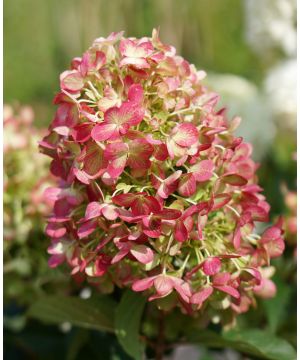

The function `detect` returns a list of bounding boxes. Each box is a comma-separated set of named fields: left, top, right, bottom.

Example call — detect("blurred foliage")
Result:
left=4, top=0, right=296, bottom=359
left=3, top=105, right=76, bottom=356
left=258, top=132, right=296, bottom=216
left=4, top=322, right=132, bottom=360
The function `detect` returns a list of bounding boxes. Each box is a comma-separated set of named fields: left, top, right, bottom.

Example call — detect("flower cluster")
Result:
left=4, top=105, right=53, bottom=243
left=40, top=30, right=285, bottom=320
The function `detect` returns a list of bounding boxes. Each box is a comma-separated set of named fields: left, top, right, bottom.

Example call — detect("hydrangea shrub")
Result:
left=4, top=105, right=57, bottom=304
left=4, top=105, right=53, bottom=242
left=40, top=30, right=285, bottom=322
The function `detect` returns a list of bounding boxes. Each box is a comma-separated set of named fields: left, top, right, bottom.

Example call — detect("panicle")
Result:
left=40, top=29, right=285, bottom=322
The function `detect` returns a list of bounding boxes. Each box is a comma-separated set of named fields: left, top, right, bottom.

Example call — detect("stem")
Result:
left=225, top=204, right=240, bottom=218
left=87, top=81, right=101, bottom=99
left=168, top=105, right=203, bottom=118
left=155, top=311, right=165, bottom=360
left=165, top=235, right=174, bottom=254
left=159, top=128, right=169, bottom=137
left=171, top=193, right=196, bottom=205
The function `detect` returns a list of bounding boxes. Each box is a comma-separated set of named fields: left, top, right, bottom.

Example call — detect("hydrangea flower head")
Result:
left=40, top=30, right=285, bottom=322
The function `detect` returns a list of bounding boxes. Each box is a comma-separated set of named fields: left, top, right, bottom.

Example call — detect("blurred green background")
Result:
left=4, top=0, right=296, bottom=359
left=4, top=0, right=267, bottom=123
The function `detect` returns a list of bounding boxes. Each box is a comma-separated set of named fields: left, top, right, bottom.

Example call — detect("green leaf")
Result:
left=115, top=290, right=146, bottom=360
left=223, top=329, right=296, bottom=360
left=28, top=295, right=116, bottom=332
left=187, top=329, right=296, bottom=360
left=263, top=278, right=292, bottom=333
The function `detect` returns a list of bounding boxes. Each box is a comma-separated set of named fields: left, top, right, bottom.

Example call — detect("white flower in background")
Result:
left=79, top=287, right=92, bottom=299
left=264, top=59, right=297, bottom=130
left=244, top=0, right=296, bottom=56
left=204, top=74, right=274, bottom=160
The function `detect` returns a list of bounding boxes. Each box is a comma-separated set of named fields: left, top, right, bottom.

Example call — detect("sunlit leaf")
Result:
left=187, top=328, right=296, bottom=360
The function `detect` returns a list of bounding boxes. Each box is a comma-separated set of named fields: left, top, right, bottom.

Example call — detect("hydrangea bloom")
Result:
left=40, top=30, right=285, bottom=320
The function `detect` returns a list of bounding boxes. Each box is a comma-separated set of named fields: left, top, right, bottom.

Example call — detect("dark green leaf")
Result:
left=187, top=328, right=296, bottom=360
left=66, top=329, right=89, bottom=360
left=28, top=295, right=116, bottom=332
left=115, top=290, right=146, bottom=360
